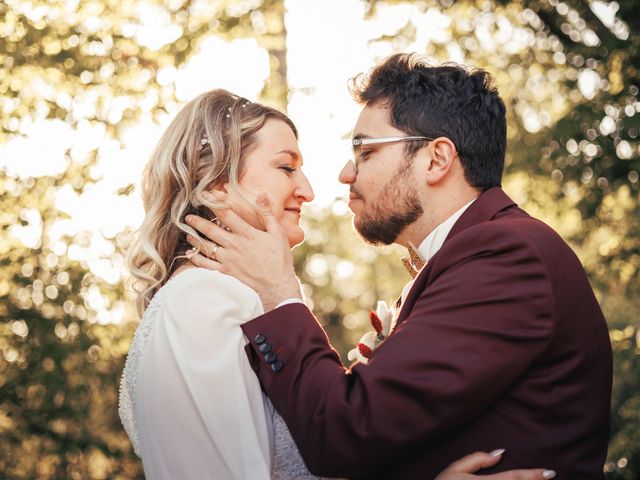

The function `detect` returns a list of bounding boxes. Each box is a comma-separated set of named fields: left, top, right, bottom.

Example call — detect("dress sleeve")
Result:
left=152, top=268, right=270, bottom=479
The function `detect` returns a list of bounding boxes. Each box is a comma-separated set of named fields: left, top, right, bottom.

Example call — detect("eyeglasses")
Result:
left=350, top=135, right=434, bottom=171
left=351, top=135, right=434, bottom=148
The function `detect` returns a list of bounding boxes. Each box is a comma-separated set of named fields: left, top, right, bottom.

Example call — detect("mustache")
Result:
left=349, top=187, right=363, bottom=199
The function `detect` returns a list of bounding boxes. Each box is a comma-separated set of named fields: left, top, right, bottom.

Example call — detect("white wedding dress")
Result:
left=119, top=268, right=326, bottom=479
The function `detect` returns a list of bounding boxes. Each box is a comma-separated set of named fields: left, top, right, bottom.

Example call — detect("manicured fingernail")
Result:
left=489, top=448, right=505, bottom=457
left=542, top=470, right=556, bottom=479
left=185, top=215, right=193, bottom=223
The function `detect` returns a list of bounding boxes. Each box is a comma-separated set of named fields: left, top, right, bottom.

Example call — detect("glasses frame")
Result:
left=351, top=135, right=434, bottom=148
left=350, top=135, right=434, bottom=172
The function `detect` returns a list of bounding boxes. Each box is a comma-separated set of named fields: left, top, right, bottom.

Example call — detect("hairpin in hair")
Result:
left=199, top=135, right=209, bottom=148
left=223, top=99, right=250, bottom=123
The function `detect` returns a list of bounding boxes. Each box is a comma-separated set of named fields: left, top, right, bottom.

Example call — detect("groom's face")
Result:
left=339, top=104, right=423, bottom=245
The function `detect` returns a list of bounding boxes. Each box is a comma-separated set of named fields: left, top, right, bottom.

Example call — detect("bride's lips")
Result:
left=284, top=207, right=301, bottom=216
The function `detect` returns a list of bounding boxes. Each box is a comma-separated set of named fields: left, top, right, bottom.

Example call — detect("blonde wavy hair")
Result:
left=127, top=89, right=297, bottom=317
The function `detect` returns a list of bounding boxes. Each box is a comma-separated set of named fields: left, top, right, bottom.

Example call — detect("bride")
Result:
left=118, top=88, right=551, bottom=480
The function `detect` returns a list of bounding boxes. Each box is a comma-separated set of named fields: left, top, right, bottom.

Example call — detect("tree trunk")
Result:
left=257, top=0, right=289, bottom=112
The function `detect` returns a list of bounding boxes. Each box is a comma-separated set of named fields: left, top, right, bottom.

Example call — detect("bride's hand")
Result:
left=435, top=450, right=556, bottom=480
left=186, top=192, right=302, bottom=311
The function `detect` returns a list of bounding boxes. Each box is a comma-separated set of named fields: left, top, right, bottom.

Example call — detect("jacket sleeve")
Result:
left=240, top=224, right=555, bottom=478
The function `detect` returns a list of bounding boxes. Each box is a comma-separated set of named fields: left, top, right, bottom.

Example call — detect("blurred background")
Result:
left=0, top=0, right=638, bottom=478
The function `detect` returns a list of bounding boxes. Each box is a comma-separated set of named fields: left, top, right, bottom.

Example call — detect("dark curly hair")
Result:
left=349, top=53, right=506, bottom=190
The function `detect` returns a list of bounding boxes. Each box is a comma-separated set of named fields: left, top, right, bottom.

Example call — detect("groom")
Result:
left=187, top=54, right=612, bottom=478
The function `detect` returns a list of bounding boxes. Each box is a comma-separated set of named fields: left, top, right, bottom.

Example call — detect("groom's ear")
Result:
left=424, top=137, right=457, bottom=186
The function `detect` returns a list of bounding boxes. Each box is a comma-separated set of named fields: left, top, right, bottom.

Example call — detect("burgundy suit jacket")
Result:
left=241, top=187, right=612, bottom=479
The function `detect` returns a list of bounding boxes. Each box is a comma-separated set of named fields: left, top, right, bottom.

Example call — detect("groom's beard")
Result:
left=353, top=161, right=423, bottom=246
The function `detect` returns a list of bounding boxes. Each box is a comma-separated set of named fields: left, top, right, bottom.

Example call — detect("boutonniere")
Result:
left=347, top=301, right=397, bottom=365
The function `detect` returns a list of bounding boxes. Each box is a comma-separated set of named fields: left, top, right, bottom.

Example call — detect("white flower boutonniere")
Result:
left=347, top=301, right=397, bottom=365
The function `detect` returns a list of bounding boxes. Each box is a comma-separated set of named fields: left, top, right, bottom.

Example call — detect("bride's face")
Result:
left=234, top=118, right=314, bottom=248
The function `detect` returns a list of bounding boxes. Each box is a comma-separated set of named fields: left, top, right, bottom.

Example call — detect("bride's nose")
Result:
left=295, top=172, right=315, bottom=202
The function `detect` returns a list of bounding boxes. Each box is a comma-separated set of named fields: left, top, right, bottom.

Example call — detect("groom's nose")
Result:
left=339, top=160, right=356, bottom=185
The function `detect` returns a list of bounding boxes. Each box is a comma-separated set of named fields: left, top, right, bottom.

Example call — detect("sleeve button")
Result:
left=258, top=343, right=272, bottom=354
left=254, top=334, right=266, bottom=345
left=264, top=352, right=276, bottom=364
left=271, top=360, right=284, bottom=373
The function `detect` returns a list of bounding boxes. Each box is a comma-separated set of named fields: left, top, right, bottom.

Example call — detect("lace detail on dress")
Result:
left=118, top=280, right=173, bottom=457
left=272, top=411, right=339, bottom=480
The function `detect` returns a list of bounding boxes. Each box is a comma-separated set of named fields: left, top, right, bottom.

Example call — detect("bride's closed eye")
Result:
left=279, top=165, right=296, bottom=174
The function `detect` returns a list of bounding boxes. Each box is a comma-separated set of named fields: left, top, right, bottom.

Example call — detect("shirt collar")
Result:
left=416, top=198, right=477, bottom=264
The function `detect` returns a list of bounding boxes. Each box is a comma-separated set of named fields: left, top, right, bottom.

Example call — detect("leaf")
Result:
left=369, top=309, right=383, bottom=335
left=115, top=183, right=135, bottom=196
left=357, top=342, right=373, bottom=359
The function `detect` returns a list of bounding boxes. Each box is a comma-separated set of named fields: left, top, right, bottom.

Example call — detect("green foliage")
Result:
left=0, top=0, right=288, bottom=141
left=607, top=323, right=640, bottom=479
left=0, top=167, right=142, bottom=478
left=600, top=289, right=640, bottom=479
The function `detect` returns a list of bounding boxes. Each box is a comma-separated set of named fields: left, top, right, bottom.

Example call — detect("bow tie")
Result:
left=401, top=242, right=426, bottom=279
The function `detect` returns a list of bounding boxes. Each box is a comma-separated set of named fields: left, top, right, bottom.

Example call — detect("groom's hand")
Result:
left=435, top=450, right=556, bottom=480
left=185, top=193, right=302, bottom=312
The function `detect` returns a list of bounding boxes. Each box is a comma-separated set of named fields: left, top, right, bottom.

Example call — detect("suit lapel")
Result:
left=393, top=187, right=518, bottom=328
